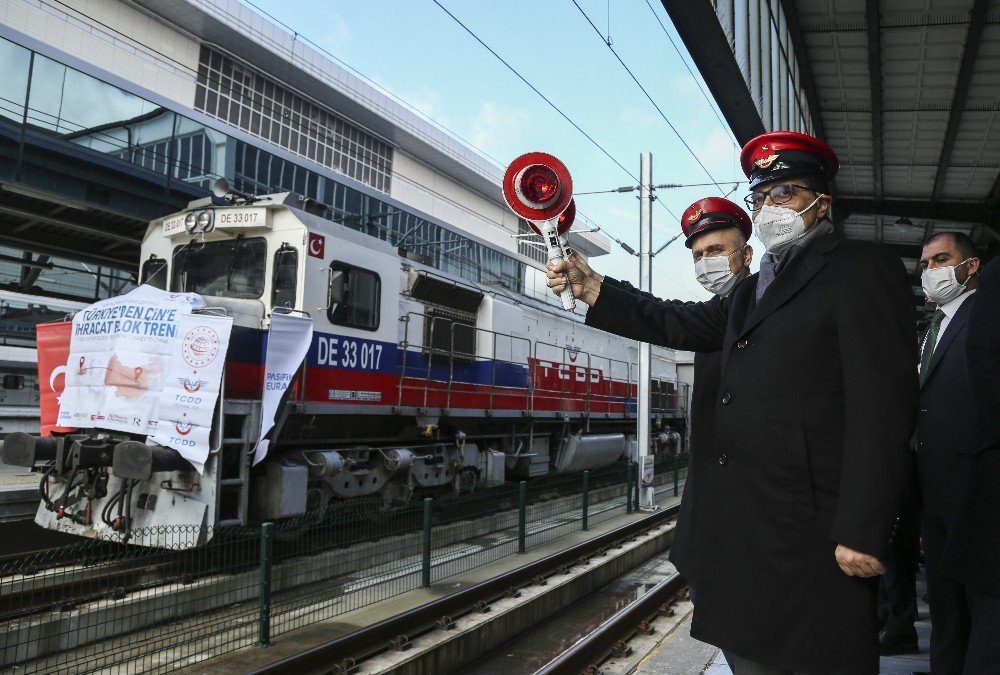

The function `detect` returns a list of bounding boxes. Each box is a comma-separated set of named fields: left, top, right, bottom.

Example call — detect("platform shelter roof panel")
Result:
left=663, top=0, right=1000, bottom=325
left=882, top=165, right=938, bottom=199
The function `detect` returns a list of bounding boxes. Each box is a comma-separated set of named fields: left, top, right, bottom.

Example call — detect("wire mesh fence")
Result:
left=0, top=458, right=687, bottom=673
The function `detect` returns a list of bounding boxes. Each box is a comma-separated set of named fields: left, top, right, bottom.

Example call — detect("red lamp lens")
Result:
left=519, top=165, right=561, bottom=205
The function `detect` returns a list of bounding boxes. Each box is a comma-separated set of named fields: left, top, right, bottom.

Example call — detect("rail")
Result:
left=0, top=462, right=688, bottom=673
left=246, top=500, right=681, bottom=675
left=534, top=572, right=688, bottom=674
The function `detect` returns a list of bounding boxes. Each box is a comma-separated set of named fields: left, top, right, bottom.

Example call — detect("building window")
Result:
left=517, top=219, right=547, bottom=264
left=328, top=262, right=380, bottom=331
left=195, top=46, right=393, bottom=193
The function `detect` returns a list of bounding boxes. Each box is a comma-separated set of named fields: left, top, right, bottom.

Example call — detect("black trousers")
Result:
left=963, top=588, right=1000, bottom=675
left=922, top=511, right=971, bottom=674
left=879, top=479, right=920, bottom=640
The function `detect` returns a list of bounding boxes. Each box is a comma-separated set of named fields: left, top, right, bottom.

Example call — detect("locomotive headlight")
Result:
left=196, top=209, right=215, bottom=233
left=184, top=212, right=197, bottom=233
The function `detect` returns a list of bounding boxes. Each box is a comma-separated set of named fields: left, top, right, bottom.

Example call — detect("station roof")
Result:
left=664, top=0, right=1000, bottom=317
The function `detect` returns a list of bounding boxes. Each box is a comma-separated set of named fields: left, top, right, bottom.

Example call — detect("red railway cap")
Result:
left=740, top=131, right=839, bottom=190
left=681, top=197, right=752, bottom=248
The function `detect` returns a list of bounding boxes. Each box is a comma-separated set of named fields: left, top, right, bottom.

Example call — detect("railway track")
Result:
left=246, top=501, right=683, bottom=675
left=0, top=462, right=668, bottom=621
left=2, top=470, right=686, bottom=673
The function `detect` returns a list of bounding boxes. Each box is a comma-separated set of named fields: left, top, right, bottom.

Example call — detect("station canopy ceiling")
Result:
left=664, top=0, right=1000, bottom=314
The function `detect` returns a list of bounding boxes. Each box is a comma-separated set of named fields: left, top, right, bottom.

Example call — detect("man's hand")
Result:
left=546, top=253, right=603, bottom=306
left=835, top=544, right=886, bottom=578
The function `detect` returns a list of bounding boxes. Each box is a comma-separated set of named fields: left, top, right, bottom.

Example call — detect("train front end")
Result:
left=1, top=193, right=311, bottom=547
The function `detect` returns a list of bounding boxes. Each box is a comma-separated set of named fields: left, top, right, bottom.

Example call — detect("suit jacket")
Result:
left=602, top=278, right=725, bottom=587
left=916, top=296, right=976, bottom=517
left=945, top=258, right=1000, bottom=595
left=586, top=232, right=918, bottom=673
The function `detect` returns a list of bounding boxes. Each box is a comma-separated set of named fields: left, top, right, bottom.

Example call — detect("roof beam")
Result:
left=660, top=0, right=766, bottom=146
left=866, top=0, right=883, bottom=204
left=930, top=0, right=991, bottom=204
left=0, top=232, right=135, bottom=269
left=778, top=0, right=826, bottom=140
left=988, top=169, right=1000, bottom=211
left=838, top=197, right=987, bottom=224
left=0, top=204, right=141, bottom=245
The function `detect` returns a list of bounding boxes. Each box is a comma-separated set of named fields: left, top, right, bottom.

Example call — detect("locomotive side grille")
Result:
left=410, top=272, right=483, bottom=314
left=424, top=307, right=477, bottom=361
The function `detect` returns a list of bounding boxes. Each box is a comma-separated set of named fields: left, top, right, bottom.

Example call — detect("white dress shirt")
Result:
left=923, top=289, right=976, bottom=358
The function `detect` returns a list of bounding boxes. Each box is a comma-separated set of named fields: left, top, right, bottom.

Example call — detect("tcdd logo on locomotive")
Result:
left=182, top=326, right=221, bottom=368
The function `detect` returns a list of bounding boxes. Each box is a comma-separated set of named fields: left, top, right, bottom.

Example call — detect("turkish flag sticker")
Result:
left=308, top=233, right=325, bottom=259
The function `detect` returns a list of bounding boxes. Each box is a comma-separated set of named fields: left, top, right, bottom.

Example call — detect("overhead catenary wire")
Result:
left=43, top=0, right=680, bottom=277
left=43, top=0, right=636, bottom=257
left=430, top=0, right=685, bottom=246
left=641, top=0, right=737, bottom=148
left=568, top=0, right=727, bottom=196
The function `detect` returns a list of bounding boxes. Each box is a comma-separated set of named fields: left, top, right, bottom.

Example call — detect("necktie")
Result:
left=919, top=309, right=946, bottom=383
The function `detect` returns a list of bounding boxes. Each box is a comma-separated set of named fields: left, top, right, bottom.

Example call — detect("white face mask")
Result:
left=752, top=195, right=822, bottom=254
left=921, top=259, right=971, bottom=305
left=694, top=248, right=744, bottom=296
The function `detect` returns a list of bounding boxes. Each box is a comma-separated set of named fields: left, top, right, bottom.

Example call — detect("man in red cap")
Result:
left=575, top=199, right=751, bottom=604
left=547, top=131, right=917, bottom=674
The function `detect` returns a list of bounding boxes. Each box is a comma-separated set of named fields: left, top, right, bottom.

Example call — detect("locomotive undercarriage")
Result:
left=1, top=400, right=684, bottom=547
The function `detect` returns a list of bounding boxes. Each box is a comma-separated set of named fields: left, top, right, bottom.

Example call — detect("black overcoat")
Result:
left=946, top=258, right=1000, bottom=596
left=601, top=277, right=724, bottom=587
left=586, top=233, right=917, bottom=672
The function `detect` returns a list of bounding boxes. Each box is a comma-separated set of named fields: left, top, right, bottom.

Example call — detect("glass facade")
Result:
left=195, top=46, right=393, bottom=193
left=0, top=34, right=555, bottom=326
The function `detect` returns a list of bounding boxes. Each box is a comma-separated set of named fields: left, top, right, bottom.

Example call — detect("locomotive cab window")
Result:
left=140, top=254, right=168, bottom=289
left=271, top=244, right=298, bottom=308
left=327, top=262, right=380, bottom=331
left=171, top=236, right=266, bottom=298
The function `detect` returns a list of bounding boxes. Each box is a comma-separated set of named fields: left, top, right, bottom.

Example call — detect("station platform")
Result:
left=0, top=461, right=40, bottom=520
left=635, top=579, right=933, bottom=675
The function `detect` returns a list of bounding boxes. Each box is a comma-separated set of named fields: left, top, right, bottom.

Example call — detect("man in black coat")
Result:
left=595, top=197, right=752, bottom=595
left=592, top=197, right=751, bottom=673
left=945, top=256, right=1000, bottom=672
left=547, top=131, right=917, bottom=674
left=914, top=231, right=981, bottom=672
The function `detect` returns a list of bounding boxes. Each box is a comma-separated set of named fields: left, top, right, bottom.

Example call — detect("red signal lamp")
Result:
left=502, top=152, right=577, bottom=311
left=502, top=152, right=574, bottom=222
left=557, top=199, right=576, bottom=236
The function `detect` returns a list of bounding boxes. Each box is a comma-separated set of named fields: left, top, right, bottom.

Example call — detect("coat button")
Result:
left=717, top=453, right=729, bottom=466
left=721, top=392, right=732, bottom=404
left=736, top=339, right=748, bottom=349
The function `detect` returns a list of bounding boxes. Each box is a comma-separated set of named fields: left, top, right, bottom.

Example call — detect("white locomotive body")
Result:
left=3, top=193, right=687, bottom=547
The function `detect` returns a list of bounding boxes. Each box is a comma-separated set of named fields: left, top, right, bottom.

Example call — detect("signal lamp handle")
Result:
left=539, top=218, right=576, bottom=311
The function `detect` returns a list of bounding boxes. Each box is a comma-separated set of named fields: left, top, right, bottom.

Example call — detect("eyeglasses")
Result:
left=743, top=184, right=817, bottom=210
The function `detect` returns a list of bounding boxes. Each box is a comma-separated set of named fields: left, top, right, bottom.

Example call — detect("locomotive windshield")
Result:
left=171, top=236, right=266, bottom=298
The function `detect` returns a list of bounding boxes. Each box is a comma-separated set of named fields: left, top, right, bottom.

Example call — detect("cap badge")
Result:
left=687, top=209, right=703, bottom=222
left=755, top=153, right=779, bottom=169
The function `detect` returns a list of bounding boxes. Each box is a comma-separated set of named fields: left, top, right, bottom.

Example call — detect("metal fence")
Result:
left=0, top=457, right=688, bottom=673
